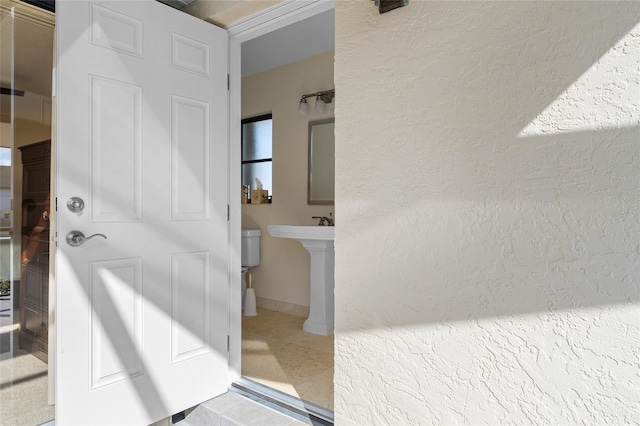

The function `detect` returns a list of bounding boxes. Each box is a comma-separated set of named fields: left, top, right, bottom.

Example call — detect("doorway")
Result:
left=229, top=1, right=336, bottom=417
left=0, top=1, right=54, bottom=424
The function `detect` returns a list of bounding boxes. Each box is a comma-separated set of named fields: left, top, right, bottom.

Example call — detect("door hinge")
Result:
left=55, top=197, right=58, bottom=211
left=227, top=335, right=230, bottom=352
left=227, top=73, right=230, bottom=90
left=227, top=204, right=230, bottom=221
left=171, top=411, right=186, bottom=424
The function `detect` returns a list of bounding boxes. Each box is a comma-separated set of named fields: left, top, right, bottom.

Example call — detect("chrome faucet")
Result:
left=312, top=213, right=334, bottom=226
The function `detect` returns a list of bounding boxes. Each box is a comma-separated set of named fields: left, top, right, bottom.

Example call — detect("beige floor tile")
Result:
left=242, top=309, right=305, bottom=340
left=242, top=340, right=332, bottom=386
left=282, top=331, right=334, bottom=354
left=295, top=368, right=334, bottom=410
left=242, top=348, right=290, bottom=385
left=266, top=341, right=333, bottom=385
left=241, top=308, right=335, bottom=410
left=241, top=331, right=279, bottom=354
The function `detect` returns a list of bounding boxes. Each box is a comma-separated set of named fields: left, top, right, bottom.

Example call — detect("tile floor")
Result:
left=0, top=305, right=53, bottom=426
left=2, top=305, right=334, bottom=426
left=242, top=308, right=334, bottom=410
left=173, top=392, right=309, bottom=426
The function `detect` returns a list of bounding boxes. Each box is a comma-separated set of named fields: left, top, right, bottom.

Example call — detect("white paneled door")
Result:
left=55, top=1, right=229, bottom=424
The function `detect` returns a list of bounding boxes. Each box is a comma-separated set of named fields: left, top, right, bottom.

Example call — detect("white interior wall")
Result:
left=334, top=1, right=640, bottom=423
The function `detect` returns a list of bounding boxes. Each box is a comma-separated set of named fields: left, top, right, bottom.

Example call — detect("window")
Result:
left=241, top=114, right=272, bottom=197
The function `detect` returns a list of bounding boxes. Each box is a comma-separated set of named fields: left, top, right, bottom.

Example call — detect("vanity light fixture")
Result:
left=373, top=0, right=409, bottom=14
left=297, top=89, right=335, bottom=116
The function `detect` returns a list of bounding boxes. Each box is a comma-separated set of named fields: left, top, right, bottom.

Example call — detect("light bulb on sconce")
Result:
left=314, top=93, right=325, bottom=113
left=296, top=89, right=335, bottom=116
left=297, top=96, right=309, bottom=115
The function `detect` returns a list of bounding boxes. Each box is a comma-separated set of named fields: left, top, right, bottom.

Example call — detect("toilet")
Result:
left=241, top=229, right=261, bottom=312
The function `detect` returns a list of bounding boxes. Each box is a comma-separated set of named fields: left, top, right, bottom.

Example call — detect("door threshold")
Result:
left=230, top=377, right=333, bottom=426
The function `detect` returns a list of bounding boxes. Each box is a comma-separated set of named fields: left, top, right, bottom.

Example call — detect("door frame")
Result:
left=226, top=0, right=335, bottom=381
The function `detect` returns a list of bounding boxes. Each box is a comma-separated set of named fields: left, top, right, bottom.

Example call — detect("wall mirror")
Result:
left=308, top=119, right=335, bottom=205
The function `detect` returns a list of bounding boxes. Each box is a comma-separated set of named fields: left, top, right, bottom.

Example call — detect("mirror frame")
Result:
left=307, top=118, right=335, bottom=205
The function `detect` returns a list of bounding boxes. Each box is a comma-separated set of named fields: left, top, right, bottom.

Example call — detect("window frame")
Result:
left=241, top=113, right=273, bottom=195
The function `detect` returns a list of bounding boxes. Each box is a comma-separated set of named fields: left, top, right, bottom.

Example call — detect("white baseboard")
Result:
left=256, top=297, right=309, bottom=318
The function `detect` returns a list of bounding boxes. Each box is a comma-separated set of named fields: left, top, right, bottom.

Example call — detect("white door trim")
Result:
left=227, top=0, right=334, bottom=40
left=227, top=0, right=334, bottom=381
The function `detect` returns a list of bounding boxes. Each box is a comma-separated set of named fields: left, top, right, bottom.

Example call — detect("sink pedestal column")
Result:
left=266, top=225, right=335, bottom=336
left=299, top=239, right=334, bottom=336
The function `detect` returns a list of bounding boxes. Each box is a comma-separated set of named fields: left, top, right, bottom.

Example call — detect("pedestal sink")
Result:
left=267, top=225, right=334, bottom=336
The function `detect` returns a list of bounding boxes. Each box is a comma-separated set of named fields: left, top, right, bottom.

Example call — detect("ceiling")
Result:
left=241, top=8, right=335, bottom=77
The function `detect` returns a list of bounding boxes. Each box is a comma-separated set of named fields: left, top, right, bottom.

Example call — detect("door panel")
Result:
left=171, top=95, right=210, bottom=220
left=89, top=75, right=143, bottom=222
left=89, top=257, right=143, bottom=390
left=170, top=251, right=210, bottom=363
left=56, top=1, right=229, bottom=424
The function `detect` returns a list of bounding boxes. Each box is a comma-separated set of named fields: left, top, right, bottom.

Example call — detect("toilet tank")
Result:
left=241, top=229, right=261, bottom=267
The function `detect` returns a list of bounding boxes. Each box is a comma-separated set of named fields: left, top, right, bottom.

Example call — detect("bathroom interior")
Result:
left=239, top=9, right=336, bottom=413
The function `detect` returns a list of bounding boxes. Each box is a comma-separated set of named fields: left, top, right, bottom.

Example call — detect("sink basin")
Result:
left=267, top=225, right=335, bottom=335
left=266, top=225, right=334, bottom=241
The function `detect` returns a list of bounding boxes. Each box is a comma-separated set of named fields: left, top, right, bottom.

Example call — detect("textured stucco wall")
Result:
left=334, top=1, right=640, bottom=424
left=242, top=51, right=334, bottom=308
